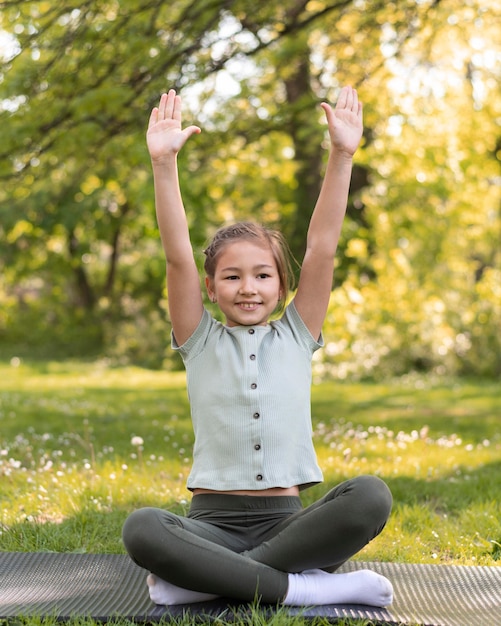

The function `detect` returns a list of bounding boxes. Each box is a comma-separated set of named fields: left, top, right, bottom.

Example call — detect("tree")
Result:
left=0, top=0, right=499, bottom=376
left=319, top=0, right=501, bottom=378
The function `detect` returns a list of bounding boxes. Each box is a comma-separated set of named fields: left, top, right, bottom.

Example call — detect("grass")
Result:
left=0, top=613, right=374, bottom=626
left=1, top=360, right=500, bottom=624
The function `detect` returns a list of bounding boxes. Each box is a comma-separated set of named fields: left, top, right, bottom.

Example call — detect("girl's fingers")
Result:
left=320, top=101, right=334, bottom=125
left=151, top=89, right=181, bottom=127
left=148, top=106, right=159, bottom=129
left=165, top=89, right=176, bottom=120
left=157, top=92, right=168, bottom=120
left=350, top=88, right=358, bottom=112
left=336, top=85, right=349, bottom=110
left=172, top=93, right=182, bottom=122
left=335, top=86, right=360, bottom=113
left=155, top=89, right=182, bottom=122
left=183, top=125, right=201, bottom=140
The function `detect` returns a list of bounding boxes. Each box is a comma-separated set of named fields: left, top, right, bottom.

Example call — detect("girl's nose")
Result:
left=239, top=278, right=257, bottom=294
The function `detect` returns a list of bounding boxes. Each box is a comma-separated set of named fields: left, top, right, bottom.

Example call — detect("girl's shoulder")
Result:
left=271, top=300, right=324, bottom=352
left=171, top=308, right=215, bottom=355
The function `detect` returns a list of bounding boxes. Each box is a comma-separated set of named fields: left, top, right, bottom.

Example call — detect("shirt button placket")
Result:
left=248, top=327, right=263, bottom=484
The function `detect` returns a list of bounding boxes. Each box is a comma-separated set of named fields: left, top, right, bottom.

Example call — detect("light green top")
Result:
left=173, top=301, right=324, bottom=491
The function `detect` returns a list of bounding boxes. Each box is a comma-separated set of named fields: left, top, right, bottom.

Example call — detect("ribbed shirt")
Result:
left=172, top=301, right=324, bottom=492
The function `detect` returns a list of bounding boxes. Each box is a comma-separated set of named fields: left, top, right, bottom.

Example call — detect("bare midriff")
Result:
left=192, top=486, right=300, bottom=497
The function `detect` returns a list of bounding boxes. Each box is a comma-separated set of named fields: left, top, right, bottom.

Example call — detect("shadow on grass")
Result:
left=383, top=459, right=501, bottom=513
left=311, top=380, right=501, bottom=442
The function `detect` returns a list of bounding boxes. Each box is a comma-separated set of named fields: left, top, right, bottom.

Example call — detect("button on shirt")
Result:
left=172, top=301, right=324, bottom=491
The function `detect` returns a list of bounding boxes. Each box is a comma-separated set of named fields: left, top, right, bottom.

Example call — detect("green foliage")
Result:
left=0, top=1, right=499, bottom=376
left=318, top=264, right=501, bottom=380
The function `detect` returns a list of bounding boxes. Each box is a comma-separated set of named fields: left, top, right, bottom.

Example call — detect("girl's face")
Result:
left=206, top=240, right=282, bottom=327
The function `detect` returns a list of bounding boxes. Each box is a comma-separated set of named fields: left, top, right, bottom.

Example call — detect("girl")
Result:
left=122, top=87, right=393, bottom=608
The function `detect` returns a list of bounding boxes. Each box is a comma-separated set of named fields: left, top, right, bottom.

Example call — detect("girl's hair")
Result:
left=203, top=222, right=295, bottom=310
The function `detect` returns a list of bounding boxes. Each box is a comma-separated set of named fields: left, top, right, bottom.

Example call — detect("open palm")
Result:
left=147, top=89, right=200, bottom=160
left=321, top=86, right=363, bottom=157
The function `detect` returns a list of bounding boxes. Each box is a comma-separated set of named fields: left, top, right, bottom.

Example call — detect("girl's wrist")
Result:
left=150, top=153, right=178, bottom=169
left=328, top=149, right=355, bottom=168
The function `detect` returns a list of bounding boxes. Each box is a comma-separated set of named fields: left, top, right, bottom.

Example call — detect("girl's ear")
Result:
left=205, top=276, right=216, bottom=303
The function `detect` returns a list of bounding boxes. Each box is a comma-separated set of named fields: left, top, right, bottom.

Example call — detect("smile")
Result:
left=237, top=302, right=261, bottom=309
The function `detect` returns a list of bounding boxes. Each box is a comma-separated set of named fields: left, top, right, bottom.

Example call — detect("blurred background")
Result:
left=0, top=0, right=499, bottom=378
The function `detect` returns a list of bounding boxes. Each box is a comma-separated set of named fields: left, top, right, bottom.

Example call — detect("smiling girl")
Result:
left=122, top=87, right=393, bottom=608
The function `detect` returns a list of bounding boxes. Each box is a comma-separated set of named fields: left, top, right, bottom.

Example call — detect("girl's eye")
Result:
left=258, top=273, right=270, bottom=279
left=225, top=275, right=239, bottom=280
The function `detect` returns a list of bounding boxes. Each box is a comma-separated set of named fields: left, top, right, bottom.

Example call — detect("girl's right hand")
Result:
left=147, top=89, right=201, bottom=161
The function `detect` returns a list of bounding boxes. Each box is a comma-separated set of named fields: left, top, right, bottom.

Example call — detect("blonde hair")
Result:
left=203, top=222, right=294, bottom=310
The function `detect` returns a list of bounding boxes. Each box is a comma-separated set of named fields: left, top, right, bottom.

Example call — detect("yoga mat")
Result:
left=1, top=552, right=500, bottom=625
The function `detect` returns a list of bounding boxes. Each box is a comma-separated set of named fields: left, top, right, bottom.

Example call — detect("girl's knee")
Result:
left=328, top=475, right=392, bottom=523
left=122, top=507, right=186, bottom=574
left=354, top=475, right=392, bottom=525
left=122, top=507, right=167, bottom=554
left=359, top=473, right=391, bottom=501
left=123, top=508, right=149, bottom=550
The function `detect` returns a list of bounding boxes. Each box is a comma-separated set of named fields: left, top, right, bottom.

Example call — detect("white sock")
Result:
left=283, top=568, right=393, bottom=607
left=147, top=573, right=220, bottom=605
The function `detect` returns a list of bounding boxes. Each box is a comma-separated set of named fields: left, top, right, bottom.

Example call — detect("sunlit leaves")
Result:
left=0, top=0, right=499, bottom=374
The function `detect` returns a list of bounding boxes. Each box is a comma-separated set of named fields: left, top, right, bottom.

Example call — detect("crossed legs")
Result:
left=122, top=475, right=393, bottom=606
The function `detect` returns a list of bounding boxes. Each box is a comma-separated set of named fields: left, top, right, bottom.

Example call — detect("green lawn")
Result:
left=1, top=360, right=500, bottom=624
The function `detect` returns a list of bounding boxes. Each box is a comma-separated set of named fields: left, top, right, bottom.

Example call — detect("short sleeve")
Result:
left=275, top=300, right=324, bottom=353
left=171, top=308, right=216, bottom=361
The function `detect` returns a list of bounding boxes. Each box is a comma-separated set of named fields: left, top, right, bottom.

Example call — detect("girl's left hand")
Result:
left=321, top=86, right=363, bottom=157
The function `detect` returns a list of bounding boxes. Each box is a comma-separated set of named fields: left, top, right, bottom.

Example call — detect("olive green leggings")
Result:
left=122, top=475, right=392, bottom=604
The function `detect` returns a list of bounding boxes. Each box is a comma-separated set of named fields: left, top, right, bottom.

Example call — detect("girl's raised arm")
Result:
left=293, top=86, right=363, bottom=341
left=148, top=90, right=204, bottom=346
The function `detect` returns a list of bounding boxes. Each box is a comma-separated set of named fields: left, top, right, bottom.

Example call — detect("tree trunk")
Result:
left=283, top=40, right=324, bottom=267
left=68, top=229, right=96, bottom=311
